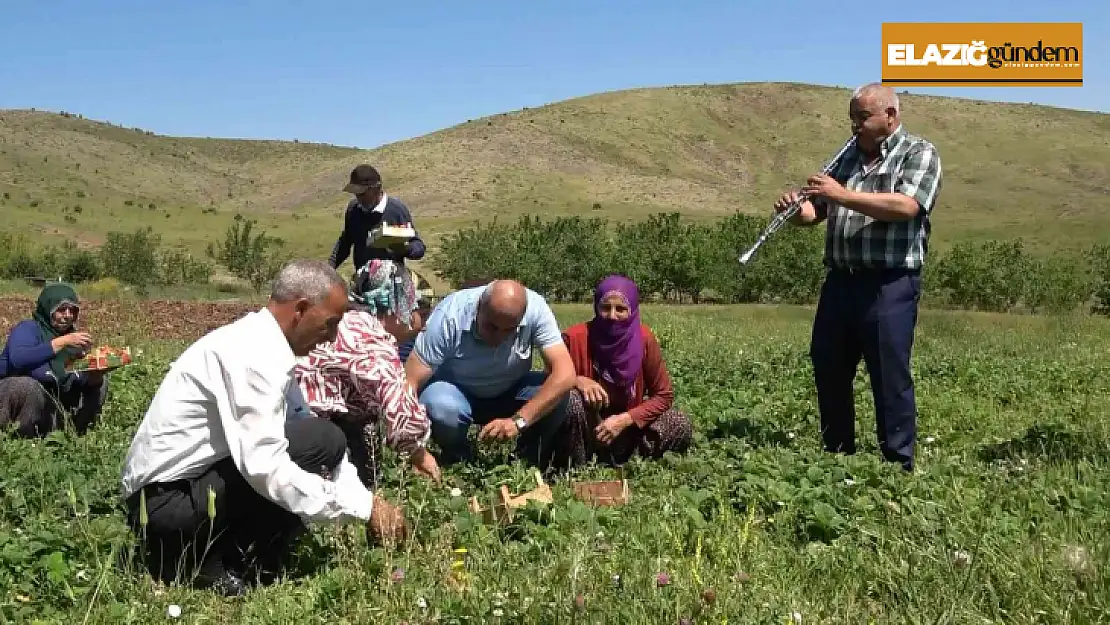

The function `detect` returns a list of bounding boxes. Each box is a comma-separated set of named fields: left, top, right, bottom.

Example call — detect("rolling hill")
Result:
left=2, top=82, right=1108, bottom=276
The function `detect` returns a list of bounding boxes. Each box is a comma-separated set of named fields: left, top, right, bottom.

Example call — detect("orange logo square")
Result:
left=881, top=22, right=1083, bottom=87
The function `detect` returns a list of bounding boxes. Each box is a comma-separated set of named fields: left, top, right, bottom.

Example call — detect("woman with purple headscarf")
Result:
left=554, top=275, right=692, bottom=467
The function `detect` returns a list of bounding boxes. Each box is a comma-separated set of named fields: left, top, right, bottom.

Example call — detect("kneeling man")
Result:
left=405, top=280, right=575, bottom=470
left=120, top=260, right=406, bottom=597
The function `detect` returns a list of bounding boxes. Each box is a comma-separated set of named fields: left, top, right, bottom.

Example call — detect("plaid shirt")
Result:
left=294, top=311, right=430, bottom=456
left=815, top=125, right=942, bottom=270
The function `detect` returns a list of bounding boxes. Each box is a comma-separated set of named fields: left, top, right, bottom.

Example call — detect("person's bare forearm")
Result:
left=837, top=190, right=919, bottom=221
left=403, top=355, right=433, bottom=397
left=517, top=367, right=575, bottom=424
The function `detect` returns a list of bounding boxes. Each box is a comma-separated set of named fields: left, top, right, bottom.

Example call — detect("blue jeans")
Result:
left=418, top=370, right=570, bottom=470
left=810, top=267, right=921, bottom=471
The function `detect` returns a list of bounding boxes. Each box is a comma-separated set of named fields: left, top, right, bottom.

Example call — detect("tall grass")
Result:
left=0, top=304, right=1106, bottom=623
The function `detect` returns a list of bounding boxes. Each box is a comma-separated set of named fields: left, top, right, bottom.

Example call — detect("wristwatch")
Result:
left=512, top=414, right=528, bottom=431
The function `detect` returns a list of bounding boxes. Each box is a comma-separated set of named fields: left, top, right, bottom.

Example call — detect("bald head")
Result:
left=483, top=280, right=527, bottom=317
left=851, top=83, right=900, bottom=114
left=849, top=82, right=902, bottom=155
left=475, top=280, right=528, bottom=345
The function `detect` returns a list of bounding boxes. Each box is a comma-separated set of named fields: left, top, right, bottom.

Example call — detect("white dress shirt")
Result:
left=120, top=307, right=373, bottom=524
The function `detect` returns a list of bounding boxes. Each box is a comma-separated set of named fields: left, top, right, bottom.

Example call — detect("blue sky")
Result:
left=1, top=0, right=1103, bottom=149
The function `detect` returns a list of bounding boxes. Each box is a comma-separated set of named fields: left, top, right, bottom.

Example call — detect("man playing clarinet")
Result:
left=774, top=82, right=942, bottom=472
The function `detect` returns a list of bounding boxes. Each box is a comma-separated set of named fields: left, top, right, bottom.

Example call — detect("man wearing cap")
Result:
left=328, top=165, right=426, bottom=272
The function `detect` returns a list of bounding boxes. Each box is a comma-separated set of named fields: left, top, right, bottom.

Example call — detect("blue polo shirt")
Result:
left=413, top=285, right=563, bottom=398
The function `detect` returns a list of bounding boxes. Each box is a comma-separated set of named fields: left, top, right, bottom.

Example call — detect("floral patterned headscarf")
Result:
left=349, top=259, right=419, bottom=327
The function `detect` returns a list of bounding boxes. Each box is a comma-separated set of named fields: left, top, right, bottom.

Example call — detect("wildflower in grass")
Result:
left=167, top=605, right=182, bottom=618
left=451, top=547, right=468, bottom=571
left=449, top=547, right=470, bottom=588
left=1062, top=544, right=1095, bottom=581
left=391, top=567, right=405, bottom=583
left=611, top=574, right=621, bottom=588
left=417, top=597, right=428, bottom=609
left=952, top=550, right=972, bottom=568
left=656, top=572, right=671, bottom=587
left=574, top=594, right=586, bottom=611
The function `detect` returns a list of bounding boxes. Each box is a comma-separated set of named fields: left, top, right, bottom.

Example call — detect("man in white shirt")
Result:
left=120, top=259, right=406, bottom=597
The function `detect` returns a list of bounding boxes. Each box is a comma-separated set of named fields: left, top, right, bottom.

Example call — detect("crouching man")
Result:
left=119, top=260, right=407, bottom=597
left=404, top=279, right=576, bottom=471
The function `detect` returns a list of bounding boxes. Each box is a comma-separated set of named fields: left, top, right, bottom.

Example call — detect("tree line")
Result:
left=0, top=215, right=280, bottom=295
left=2, top=212, right=1109, bottom=316
left=430, top=213, right=1110, bottom=316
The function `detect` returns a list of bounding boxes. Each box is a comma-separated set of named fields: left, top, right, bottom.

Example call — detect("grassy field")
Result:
left=1, top=300, right=1107, bottom=623
left=3, top=82, right=1110, bottom=274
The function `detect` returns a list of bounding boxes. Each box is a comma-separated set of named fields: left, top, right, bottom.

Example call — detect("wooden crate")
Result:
left=571, top=468, right=631, bottom=507
left=468, top=470, right=553, bottom=524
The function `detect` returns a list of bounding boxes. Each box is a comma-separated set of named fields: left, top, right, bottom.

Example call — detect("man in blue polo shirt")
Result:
left=403, top=280, right=576, bottom=470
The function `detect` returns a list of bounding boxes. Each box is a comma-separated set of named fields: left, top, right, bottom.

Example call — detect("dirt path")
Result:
left=0, top=297, right=257, bottom=342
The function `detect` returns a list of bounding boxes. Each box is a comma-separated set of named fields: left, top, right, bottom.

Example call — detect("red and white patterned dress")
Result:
left=294, top=311, right=430, bottom=486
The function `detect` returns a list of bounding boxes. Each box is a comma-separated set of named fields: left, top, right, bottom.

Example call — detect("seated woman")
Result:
left=294, top=259, right=440, bottom=489
left=556, top=275, right=693, bottom=468
left=0, top=283, right=108, bottom=437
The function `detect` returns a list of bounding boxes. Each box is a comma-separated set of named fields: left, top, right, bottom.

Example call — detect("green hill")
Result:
left=2, top=82, right=1108, bottom=274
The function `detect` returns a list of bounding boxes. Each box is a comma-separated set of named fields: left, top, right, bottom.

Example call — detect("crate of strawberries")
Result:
left=67, top=345, right=134, bottom=373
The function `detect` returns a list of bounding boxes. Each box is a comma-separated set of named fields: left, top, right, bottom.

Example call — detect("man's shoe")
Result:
left=245, top=523, right=307, bottom=587
left=193, top=568, right=247, bottom=597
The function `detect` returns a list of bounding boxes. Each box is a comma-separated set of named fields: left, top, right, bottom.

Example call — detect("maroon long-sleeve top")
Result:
left=561, top=321, right=674, bottom=428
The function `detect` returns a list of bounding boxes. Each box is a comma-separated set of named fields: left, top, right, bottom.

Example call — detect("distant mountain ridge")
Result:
left=1, top=81, right=1107, bottom=260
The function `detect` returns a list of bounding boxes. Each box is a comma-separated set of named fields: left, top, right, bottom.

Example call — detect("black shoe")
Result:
left=192, top=554, right=248, bottom=598
left=244, top=524, right=307, bottom=587
left=193, top=568, right=247, bottom=597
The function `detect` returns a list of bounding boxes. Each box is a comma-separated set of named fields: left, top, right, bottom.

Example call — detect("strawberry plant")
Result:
left=0, top=298, right=1108, bottom=622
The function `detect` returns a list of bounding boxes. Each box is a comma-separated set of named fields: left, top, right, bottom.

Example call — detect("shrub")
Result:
left=0, top=233, right=49, bottom=279
left=81, top=277, right=125, bottom=300
left=930, top=240, right=1033, bottom=312
left=432, top=213, right=825, bottom=305
left=1088, top=243, right=1110, bottom=315
left=99, top=227, right=162, bottom=292
left=206, top=215, right=287, bottom=292
left=431, top=215, right=1100, bottom=314
left=64, top=249, right=102, bottom=283
left=1024, top=255, right=1094, bottom=314
left=158, top=249, right=212, bottom=286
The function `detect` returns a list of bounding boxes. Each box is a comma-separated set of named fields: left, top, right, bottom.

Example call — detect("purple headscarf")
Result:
left=589, top=275, right=644, bottom=395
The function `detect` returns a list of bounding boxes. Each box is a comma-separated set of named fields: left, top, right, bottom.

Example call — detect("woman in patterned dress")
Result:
left=555, top=275, right=693, bottom=468
left=294, top=259, right=441, bottom=488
